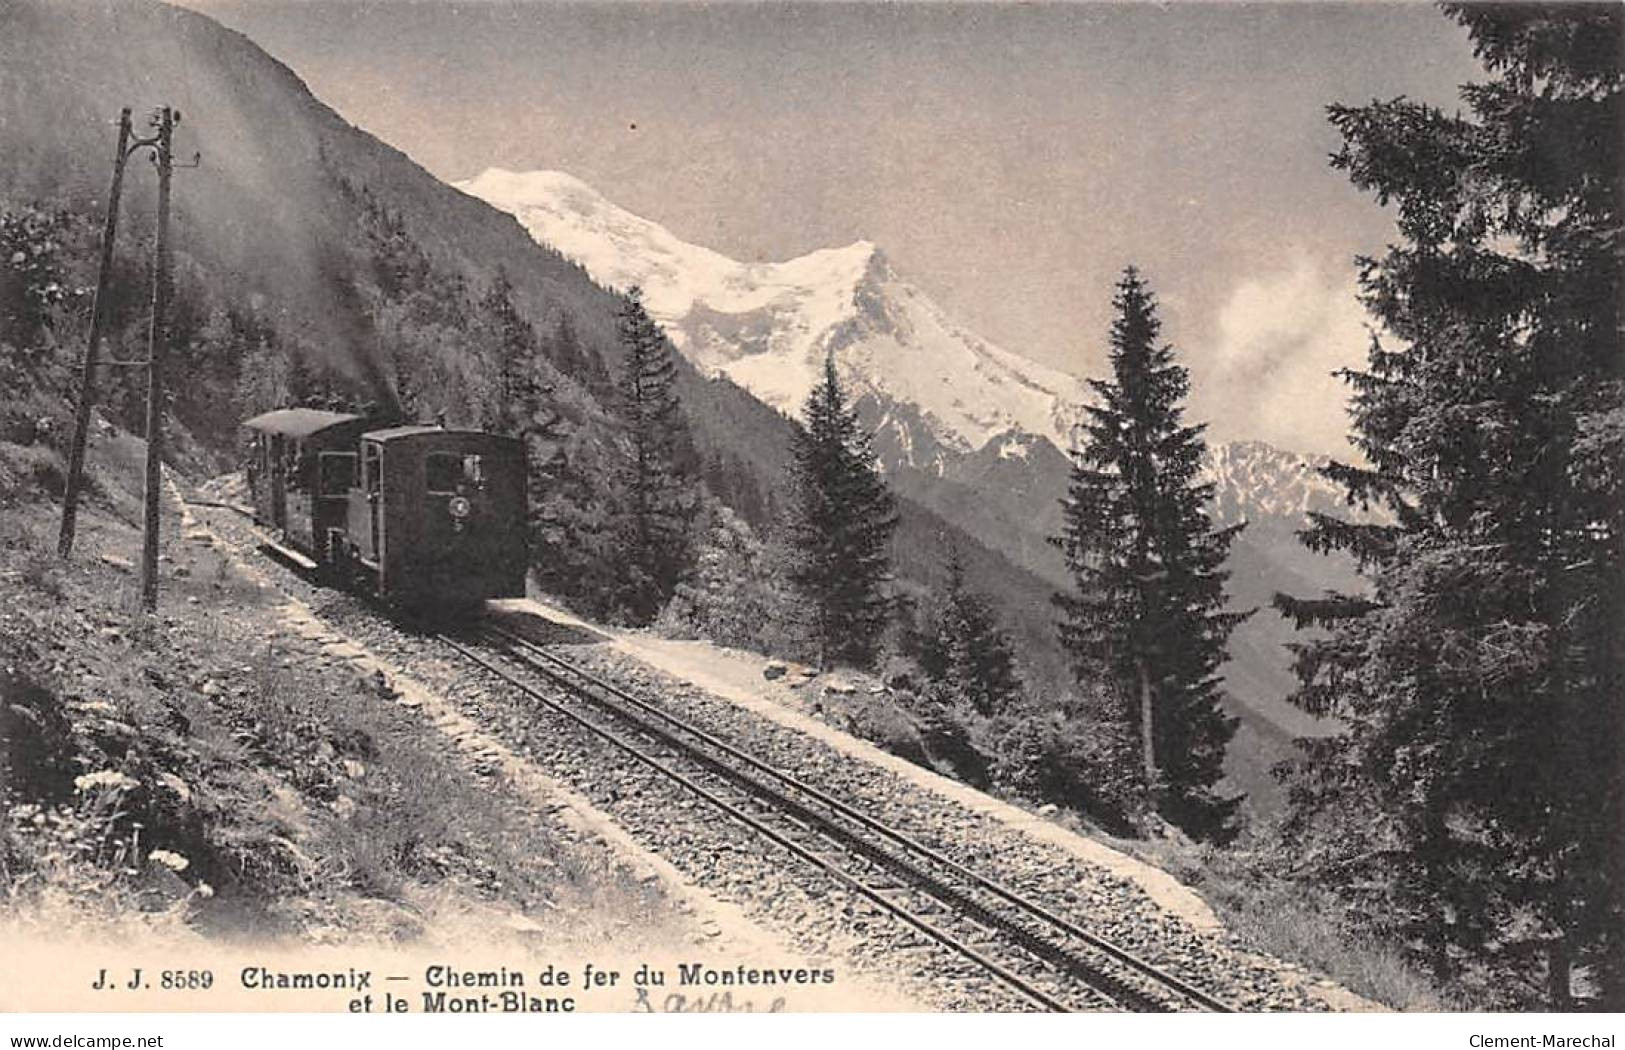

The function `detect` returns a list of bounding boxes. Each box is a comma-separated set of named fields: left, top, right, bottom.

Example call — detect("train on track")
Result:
left=242, top=408, right=527, bottom=611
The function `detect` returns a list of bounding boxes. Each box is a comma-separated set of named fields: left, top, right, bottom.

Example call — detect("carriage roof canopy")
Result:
left=362, top=425, right=520, bottom=446
left=241, top=408, right=364, bottom=439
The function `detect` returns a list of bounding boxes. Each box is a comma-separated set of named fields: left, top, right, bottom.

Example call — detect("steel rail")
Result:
left=207, top=503, right=1227, bottom=1013
left=483, top=620, right=1235, bottom=1013
left=437, top=631, right=1079, bottom=1013
left=479, top=630, right=1154, bottom=1008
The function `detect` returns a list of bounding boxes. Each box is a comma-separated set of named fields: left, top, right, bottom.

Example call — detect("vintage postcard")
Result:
left=0, top=0, right=1619, bottom=1031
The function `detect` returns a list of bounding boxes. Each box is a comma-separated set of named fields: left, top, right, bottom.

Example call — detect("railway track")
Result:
left=437, top=619, right=1237, bottom=1014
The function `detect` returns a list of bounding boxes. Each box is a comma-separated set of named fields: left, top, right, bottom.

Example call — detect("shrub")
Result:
left=983, top=705, right=1144, bottom=834
left=659, top=503, right=794, bottom=654
left=0, top=441, right=67, bottom=503
left=0, top=664, right=78, bottom=805
left=900, top=684, right=990, bottom=786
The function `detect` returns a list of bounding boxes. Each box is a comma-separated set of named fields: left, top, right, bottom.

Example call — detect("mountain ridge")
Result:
left=458, top=166, right=1090, bottom=471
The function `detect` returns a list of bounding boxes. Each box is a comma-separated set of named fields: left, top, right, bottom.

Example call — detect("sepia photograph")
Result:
left=0, top=0, right=1620, bottom=1033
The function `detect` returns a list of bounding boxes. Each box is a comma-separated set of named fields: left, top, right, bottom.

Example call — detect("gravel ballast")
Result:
left=191, top=487, right=1363, bottom=1012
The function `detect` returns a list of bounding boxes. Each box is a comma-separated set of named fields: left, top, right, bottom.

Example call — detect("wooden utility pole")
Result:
left=57, top=107, right=134, bottom=559
left=138, top=107, right=175, bottom=613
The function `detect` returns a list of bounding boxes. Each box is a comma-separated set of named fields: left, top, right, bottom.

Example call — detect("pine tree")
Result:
left=1053, top=267, right=1246, bottom=842
left=524, top=400, right=622, bottom=615
left=1274, top=4, right=1623, bottom=1008
left=611, top=287, right=697, bottom=625
left=473, top=271, right=546, bottom=436
left=0, top=205, right=78, bottom=353
left=921, top=548, right=1023, bottom=717
left=783, top=355, right=897, bottom=668
left=542, top=312, right=611, bottom=397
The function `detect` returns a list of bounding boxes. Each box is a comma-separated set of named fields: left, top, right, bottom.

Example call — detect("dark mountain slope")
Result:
left=0, top=0, right=630, bottom=391
left=0, top=0, right=1060, bottom=678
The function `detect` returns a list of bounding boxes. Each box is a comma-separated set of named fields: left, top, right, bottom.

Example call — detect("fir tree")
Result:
left=474, top=271, right=546, bottom=436
left=231, top=317, right=292, bottom=420
left=1274, top=4, right=1623, bottom=1008
left=783, top=355, right=897, bottom=668
left=1053, top=267, right=1245, bottom=842
left=921, top=548, right=1023, bottom=717
left=542, top=312, right=611, bottom=397
left=466, top=273, right=615, bottom=608
left=0, top=205, right=79, bottom=353
left=611, top=287, right=697, bottom=624
left=524, top=399, right=621, bottom=614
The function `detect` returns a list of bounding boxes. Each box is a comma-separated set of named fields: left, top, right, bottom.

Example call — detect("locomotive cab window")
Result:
left=426, top=452, right=484, bottom=495
left=426, top=452, right=460, bottom=495
left=319, top=452, right=357, bottom=495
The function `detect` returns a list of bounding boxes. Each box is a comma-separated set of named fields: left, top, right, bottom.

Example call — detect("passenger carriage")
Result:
left=242, top=409, right=371, bottom=568
left=242, top=410, right=527, bottom=613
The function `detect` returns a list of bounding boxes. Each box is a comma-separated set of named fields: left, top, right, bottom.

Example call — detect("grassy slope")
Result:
left=1101, top=829, right=1462, bottom=1011
left=0, top=429, right=681, bottom=952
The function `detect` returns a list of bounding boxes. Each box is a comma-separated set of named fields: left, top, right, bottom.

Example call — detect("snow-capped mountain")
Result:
left=459, top=166, right=1368, bottom=814
left=457, top=168, right=1088, bottom=473
left=1203, top=439, right=1351, bottom=528
left=458, top=166, right=1362, bottom=541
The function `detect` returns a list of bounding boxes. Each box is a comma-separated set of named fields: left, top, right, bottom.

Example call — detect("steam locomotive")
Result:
left=242, top=409, right=527, bottom=611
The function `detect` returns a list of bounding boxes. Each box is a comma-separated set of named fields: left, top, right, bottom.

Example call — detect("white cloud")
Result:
left=1198, top=256, right=1372, bottom=457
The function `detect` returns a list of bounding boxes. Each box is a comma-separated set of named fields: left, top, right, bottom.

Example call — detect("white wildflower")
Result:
left=157, top=772, right=191, bottom=801
left=74, top=770, right=138, bottom=793
left=148, top=849, right=189, bottom=873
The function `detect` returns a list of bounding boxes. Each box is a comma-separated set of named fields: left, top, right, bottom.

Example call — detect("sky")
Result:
left=177, top=0, right=1485, bottom=456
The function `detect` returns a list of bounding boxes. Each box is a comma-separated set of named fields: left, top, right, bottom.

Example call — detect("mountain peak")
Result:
left=845, top=238, right=882, bottom=266
left=458, top=168, right=618, bottom=227
left=461, top=167, right=600, bottom=198
left=461, top=169, right=1090, bottom=460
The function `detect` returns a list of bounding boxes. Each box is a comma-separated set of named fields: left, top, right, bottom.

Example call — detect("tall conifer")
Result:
left=1054, top=267, right=1245, bottom=841
left=475, top=271, right=545, bottom=435
left=921, top=549, right=1023, bottom=717
left=784, top=356, right=897, bottom=667
left=1275, top=5, right=1623, bottom=1006
left=612, top=287, right=697, bottom=624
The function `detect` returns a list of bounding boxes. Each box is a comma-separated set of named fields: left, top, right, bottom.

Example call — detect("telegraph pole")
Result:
left=138, top=107, right=175, bottom=613
left=57, top=107, right=134, bottom=558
